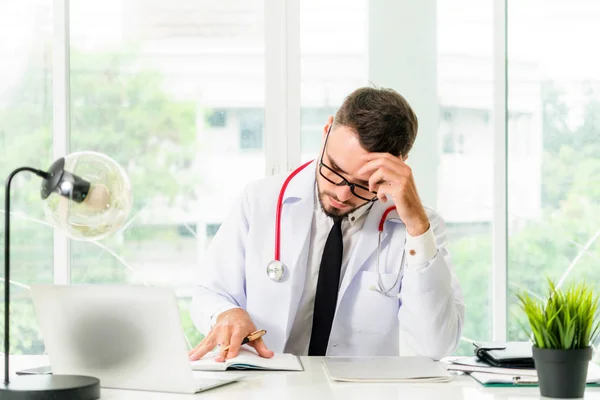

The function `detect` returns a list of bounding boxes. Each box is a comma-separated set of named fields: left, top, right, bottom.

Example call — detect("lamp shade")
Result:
left=41, top=151, right=133, bottom=240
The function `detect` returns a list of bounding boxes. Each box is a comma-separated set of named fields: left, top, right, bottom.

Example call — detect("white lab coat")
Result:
left=191, top=161, right=465, bottom=358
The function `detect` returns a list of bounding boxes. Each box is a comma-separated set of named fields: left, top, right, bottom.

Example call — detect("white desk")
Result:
left=6, top=356, right=600, bottom=399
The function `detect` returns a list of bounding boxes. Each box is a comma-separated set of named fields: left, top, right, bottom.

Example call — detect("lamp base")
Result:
left=0, top=374, right=100, bottom=400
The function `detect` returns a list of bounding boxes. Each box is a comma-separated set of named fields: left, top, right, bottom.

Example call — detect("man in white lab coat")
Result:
left=189, top=87, right=465, bottom=362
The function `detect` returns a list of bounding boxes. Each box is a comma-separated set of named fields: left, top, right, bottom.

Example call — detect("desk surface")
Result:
left=6, top=355, right=600, bottom=399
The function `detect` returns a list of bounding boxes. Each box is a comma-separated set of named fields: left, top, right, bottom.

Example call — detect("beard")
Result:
left=316, top=179, right=357, bottom=219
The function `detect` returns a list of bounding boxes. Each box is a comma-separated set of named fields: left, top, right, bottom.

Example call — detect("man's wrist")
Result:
left=405, top=216, right=430, bottom=236
left=211, top=305, right=241, bottom=327
left=405, top=226, right=437, bottom=266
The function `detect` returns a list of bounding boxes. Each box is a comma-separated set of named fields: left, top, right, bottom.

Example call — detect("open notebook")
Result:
left=191, top=347, right=303, bottom=372
left=322, top=356, right=452, bottom=383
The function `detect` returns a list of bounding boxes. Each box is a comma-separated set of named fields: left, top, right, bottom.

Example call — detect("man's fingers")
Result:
left=359, top=158, right=410, bottom=178
left=192, top=309, right=261, bottom=362
left=362, top=152, right=406, bottom=164
left=188, top=346, right=197, bottom=358
left=188, top=335, right=216, bottom=361
left=188, top=327, right=217, bottom=357
left=250, top=339, right=274, bottom=358
left=188, top=339, right=212, bottom=360
left=226, top=330, right=246, bottom=359
left=215, top=339, right=231, bottom=362
left=368, top=167, right=404, bottom=193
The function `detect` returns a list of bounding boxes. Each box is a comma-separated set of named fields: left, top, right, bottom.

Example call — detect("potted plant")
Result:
left=517, top=280, right=600, bottom=398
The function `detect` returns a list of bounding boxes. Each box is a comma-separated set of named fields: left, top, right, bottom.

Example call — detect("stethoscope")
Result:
left=266, top=161, right=405, bottom=298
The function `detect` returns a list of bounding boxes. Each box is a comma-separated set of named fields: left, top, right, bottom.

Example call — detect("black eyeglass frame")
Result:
left=318, top=124, right=378, bottom=203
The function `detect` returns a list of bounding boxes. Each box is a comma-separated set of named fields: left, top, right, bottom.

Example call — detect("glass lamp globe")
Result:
left=41, top=151, right=133, bottom=241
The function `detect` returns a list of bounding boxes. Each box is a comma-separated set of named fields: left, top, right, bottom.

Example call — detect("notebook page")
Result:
left=190, top=352, right=229, bottom=372
left=191, top=347, right=303, bottom=371
left=226, top=352, right=303, bottom=371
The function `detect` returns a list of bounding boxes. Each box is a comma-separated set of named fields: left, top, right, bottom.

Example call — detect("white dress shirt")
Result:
left=284, top=186, right=438, bottom=355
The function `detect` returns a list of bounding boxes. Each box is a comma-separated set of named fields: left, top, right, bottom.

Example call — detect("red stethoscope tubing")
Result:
left=274, top=160, right=314, bottom=261
left=379, top=206, right=397, bottom=231
left=273, top=161, right=397, bottom=262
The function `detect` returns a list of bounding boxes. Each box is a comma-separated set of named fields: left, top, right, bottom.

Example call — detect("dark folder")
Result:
left=473, top=341, right=535, bottom=369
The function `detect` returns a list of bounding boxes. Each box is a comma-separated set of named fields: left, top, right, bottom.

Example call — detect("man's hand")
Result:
left=188, top=308, right=274, bottom=362
left=358, top=153, right=430, bottom=236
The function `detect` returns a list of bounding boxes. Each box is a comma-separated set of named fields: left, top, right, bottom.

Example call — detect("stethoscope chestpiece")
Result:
left=266, top=260, right=285, bottom=282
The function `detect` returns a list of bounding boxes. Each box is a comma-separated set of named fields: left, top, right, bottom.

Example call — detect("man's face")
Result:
left=316, top=117, right=375, bottom=218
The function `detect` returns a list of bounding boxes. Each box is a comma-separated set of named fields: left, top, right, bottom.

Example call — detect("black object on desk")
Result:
left=474, top=341, right=535, bottom=369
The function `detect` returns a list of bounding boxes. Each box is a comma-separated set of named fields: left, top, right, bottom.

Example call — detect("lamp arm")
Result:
left=4, top=167, right=48, bottom=385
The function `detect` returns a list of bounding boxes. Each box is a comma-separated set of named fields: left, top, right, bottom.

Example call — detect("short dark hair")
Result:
left=333, top=87, right=418, bottom=157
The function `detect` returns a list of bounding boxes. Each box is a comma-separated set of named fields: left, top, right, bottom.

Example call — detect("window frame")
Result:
left=51, top=0, right=509, bottom=343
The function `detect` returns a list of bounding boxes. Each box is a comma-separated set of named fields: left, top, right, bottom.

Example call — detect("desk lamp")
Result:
left=2, top=151, right=132, bottom=400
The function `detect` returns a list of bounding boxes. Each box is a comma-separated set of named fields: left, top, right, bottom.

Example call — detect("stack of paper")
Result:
left=446, top=357, right=538, bottom=376
left=322, top=356, right=452, bottom=383
left=446, top=356, right=600, bottom=387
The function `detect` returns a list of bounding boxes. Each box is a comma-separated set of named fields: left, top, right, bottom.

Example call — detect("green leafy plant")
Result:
left=517, top=279, right=600, bottom=349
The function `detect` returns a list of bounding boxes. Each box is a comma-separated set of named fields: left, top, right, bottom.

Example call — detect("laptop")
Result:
left=29, top=284, right=238, bottom=394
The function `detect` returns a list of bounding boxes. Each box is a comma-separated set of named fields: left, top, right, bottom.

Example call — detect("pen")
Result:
left=221, top=329, right=266, bottom=352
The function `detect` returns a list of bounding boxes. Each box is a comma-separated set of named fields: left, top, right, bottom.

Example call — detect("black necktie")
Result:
left=308, top=218, right=343, bottom=356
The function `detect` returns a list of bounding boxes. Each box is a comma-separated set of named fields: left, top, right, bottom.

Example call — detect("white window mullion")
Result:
left=285, top=0, right=301, bottom=172
left=264, top=0, right=301, bottom=176
left=52, top=0, right=71, bottom=285
left=492, top=0, right=508, bottom=342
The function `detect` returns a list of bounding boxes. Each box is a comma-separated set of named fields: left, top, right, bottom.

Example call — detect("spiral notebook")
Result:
left=190, top=347, right=303, bottom=372
left=322, top=356, right=452, bottom=383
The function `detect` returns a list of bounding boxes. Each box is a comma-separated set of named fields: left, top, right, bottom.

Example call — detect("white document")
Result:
left=469, top=372, right=538, bottom=386
left=322, top=356, right=452, bottom=383
left=469, top=362, right=600, bottom=386
left=445, top=357, right=538, bottom=377
left=447, top=357, right=600, bottom=383
left=191, top=347, right=303, bottom=372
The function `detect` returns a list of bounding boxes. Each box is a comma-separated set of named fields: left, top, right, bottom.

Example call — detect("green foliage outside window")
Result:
left=0, top=47, right=199, bottom=354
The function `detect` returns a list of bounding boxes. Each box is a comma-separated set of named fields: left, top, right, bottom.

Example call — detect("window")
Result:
left=8, top=0, right=599, bottom=360
left=237, top=108, right=264, bottom=150
left=300, top=0, right=494, bottom=355
left=441, top=108, right=491, bottom=155
left=437, top=0, right=494, bottom=355
left=205, top=109, right=227, bottom=128
left=300, top=0, right=367, bottom=162
left=301, top=107, right=337, bottom=158
left=442, top=132, right=465, bottom=154
left=68, top=0, right=266, bottom=348
left=206, top=223, right=221, bottom=241
left=0, top=0, right=53, bottom=355
left=507, top=1, right=600, bottom=362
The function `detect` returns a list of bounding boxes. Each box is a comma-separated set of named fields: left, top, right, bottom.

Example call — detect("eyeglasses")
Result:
left=318, top=125, right=378, bottom=202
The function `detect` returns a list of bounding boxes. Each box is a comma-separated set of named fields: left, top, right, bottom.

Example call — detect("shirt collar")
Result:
left=346, top=201, right=373, bottom=225
left=312, top=182, right=373, bottom=226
